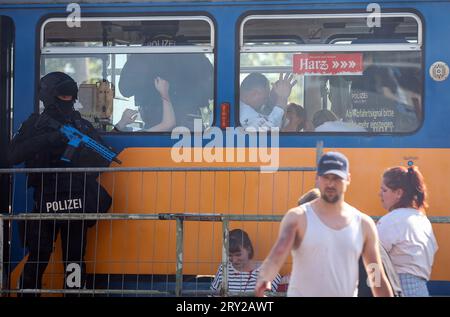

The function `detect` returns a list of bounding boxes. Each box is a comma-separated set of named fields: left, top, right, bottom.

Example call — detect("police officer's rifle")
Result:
left=36, top=114, right=122, bottom=164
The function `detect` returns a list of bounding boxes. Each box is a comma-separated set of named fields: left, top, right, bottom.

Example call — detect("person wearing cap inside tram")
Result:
left=9, top=72, right=115, bottom=296
left=255, top=152, right=394, bottom=297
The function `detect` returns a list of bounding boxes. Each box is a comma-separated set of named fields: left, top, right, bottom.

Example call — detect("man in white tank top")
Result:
left=255, top=152, right=393, bottom=297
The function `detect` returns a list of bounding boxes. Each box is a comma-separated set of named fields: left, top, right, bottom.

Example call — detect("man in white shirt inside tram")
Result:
left=239, top=72, right=297, bottom=130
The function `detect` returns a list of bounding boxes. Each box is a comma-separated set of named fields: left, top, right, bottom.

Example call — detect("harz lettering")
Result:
left=299, top=59, right=329, bottom=71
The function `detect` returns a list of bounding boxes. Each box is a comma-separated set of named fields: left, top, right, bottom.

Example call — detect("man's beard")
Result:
left=321, top=191, right=340, bottom=204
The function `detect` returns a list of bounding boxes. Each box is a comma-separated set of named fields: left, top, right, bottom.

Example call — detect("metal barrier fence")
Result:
left=0, top=212, right=290, bottom=296
left=1, top=154, right=449, bottom=296
left=0, top=164, right=320, bottom=297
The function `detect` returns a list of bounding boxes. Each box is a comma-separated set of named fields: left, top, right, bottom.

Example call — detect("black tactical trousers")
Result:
left=20, top=219, right=89, bottom=297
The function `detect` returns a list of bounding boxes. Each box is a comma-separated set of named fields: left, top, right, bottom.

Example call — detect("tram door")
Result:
left=0, top=16, right=14, bottom=288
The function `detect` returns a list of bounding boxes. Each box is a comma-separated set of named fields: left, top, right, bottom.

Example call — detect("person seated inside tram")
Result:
left=210, top=229, right=282, bottom=295
left=240, top=72, right=297, bottom=130
left=114, top=77, right=175, bottom=132
left=117, top=38, right=214, bottom=132
left=281, top=103, right=314, bottom=132
left=347, top=51, right=419, bottom=132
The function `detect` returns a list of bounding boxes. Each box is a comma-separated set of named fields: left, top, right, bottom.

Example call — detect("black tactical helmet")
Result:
left=39, top=72, right=78, bottom=106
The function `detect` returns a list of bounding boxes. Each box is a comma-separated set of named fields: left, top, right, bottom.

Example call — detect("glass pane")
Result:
left=342, top=51, right=421, bottom=133
left=243, top=16, right=418, bottom=46
left=239, top=51, right=422, bottom=133
left=44, top=19, right=211, bottom=48
left=41, top=52, right=214, bottom=132
left=240, top=52, right=305, bottom=131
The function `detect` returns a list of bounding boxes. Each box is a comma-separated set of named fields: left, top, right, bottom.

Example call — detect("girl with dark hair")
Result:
left=210, top=229, right=281, bottom=295
left=377, top=166, right=438, bottom=296
left=282, top=103, right=312, bottom=132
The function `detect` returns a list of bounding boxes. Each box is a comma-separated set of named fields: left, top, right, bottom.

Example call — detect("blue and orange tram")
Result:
left=0, top=0, right=450, bottom=296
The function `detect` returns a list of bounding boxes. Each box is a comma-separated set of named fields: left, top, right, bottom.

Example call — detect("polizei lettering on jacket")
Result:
left=46, top=199, right=82, bottom=212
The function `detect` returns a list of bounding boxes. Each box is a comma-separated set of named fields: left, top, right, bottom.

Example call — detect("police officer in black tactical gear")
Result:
left=9, top=72, right=114, bottom=296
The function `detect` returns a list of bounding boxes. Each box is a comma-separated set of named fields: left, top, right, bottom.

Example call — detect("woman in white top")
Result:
left=211, top=229, right=281, bottom=296
left=377, top=166, right=438, bottom=296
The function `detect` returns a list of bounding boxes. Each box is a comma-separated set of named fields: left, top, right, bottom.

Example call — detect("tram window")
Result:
left=40, top=17, right=214, bottom=132
left=40, top=53, right=214, bottom=132
left=240, top=13, right=422, bottom=133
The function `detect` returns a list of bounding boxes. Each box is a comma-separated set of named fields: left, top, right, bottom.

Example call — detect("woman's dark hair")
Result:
left=383, top=165, right=428, bottom=211
left=229, top=229, right=254, bottom=259
left=287, top=103, right=307, bottom=130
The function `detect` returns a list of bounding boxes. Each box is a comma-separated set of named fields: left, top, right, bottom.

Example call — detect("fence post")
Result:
left=316, top=140, right=324, bottom=165
left=221, top=218, right=229, bottom=296
left=175, top=217, right=184, bottom=297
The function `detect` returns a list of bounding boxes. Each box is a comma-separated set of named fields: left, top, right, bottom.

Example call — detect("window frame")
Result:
left=238, top=11, right=424, bottom=134
left=38, top=14, right=216, bottom=134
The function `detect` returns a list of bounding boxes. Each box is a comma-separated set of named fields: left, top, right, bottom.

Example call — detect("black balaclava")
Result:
left=39, top=72, right=78, bottom=117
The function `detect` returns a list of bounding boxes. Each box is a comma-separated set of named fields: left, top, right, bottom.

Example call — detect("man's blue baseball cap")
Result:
left=317, top=152, right=349, bottom=180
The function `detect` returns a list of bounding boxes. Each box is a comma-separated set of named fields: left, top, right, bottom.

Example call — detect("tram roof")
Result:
left=3, top=0, right=274, bottom=4
left=0, top=0, right=440, bottom=4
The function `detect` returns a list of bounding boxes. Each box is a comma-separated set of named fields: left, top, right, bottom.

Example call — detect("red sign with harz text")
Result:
left=293, top=53, right=363, bottom=75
